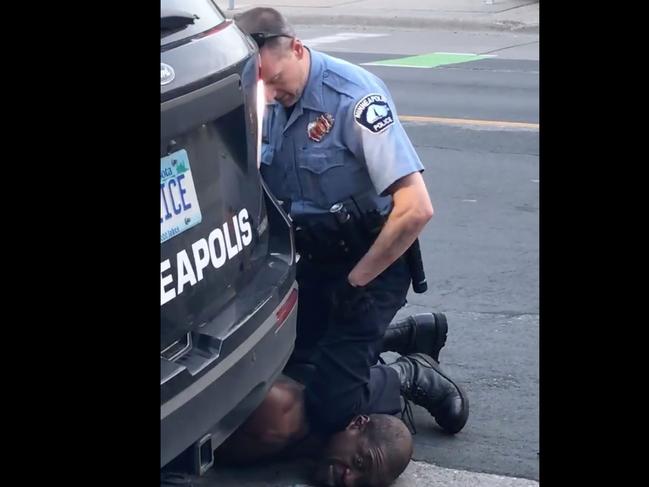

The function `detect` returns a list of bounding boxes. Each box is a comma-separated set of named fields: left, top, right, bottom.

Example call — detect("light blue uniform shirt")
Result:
left=261, top=48, right=424, bottom=220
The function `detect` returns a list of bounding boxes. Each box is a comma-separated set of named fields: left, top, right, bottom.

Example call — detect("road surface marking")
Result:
left=400, top=115, right=539, bottom=130
left=363, top=52, right=493, bottom=68
left=303, top=32, right=387, bottom=47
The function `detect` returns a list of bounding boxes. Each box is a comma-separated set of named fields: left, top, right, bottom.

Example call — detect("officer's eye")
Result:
left=354, top=454, right=364, bottom=469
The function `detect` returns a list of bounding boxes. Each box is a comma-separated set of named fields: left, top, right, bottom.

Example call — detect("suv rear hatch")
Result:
left=160, top=3, right=292, bottom=399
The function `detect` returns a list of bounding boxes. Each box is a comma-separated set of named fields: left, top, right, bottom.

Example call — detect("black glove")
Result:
left=330, top=277, right=371, bottom=321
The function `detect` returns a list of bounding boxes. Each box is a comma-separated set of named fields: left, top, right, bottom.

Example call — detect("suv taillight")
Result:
left=275, top=288, right=298, bottom=332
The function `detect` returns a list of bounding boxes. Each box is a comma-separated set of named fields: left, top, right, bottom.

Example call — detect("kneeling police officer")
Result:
left=236, top=7, right=469, bottom=436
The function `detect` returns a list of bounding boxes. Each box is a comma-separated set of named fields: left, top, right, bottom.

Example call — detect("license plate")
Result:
left=161, top=149, right=202, bottom=243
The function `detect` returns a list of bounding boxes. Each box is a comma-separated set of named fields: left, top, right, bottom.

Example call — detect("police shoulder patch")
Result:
left=353, top=93, right=395, bottom=134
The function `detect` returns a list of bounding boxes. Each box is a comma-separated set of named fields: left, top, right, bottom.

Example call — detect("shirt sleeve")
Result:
left=342, top=89, right=424, bottom=196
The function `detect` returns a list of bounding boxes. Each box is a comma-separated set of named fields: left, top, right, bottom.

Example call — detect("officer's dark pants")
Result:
left=285, top=255, right=411, bottom=434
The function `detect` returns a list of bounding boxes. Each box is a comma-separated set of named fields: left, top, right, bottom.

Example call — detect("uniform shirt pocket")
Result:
left=296, top=148, right=355, bottom=209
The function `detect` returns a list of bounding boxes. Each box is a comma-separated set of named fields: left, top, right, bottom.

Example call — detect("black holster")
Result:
left=294, top=197, right=428, bottom=293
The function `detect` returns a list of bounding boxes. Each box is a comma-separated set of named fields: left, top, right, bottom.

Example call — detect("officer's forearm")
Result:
left=348, top=209, right=427, bottom=286
left=348, top=173, right=433, bottom=286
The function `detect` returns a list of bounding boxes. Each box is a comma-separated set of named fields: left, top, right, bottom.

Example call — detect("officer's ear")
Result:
left=347, top=415, right=370, bottom=431
left=293, top=38, right=305, bottom=59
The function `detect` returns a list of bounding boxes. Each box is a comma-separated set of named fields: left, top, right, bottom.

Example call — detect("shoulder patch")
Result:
left=353, top=93, right=395, bottom=134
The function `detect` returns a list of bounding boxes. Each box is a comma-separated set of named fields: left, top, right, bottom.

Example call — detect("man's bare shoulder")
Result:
left=275, top=374, right=305, bottom=391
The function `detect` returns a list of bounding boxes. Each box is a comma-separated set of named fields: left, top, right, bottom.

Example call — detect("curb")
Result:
left=224, top=11, right=539, bottom=34
left=286, top=14, right=538, bottom=33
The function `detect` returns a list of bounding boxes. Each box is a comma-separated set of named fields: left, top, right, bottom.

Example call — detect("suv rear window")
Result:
left=161, top=0, right=225, bottom=46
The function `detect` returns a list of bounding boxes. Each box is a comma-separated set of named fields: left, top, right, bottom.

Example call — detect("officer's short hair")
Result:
left=234, top=7, right=296, bottom=53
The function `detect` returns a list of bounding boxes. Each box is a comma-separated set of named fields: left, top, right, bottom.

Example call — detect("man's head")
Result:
left=313, top=414, right=413, bottom=487
left=235, top=7, right=310, bottom=107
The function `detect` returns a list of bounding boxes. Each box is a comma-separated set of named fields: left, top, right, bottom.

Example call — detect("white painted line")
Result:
left=531, top=179, right=539, bottom=183
left=433, top=52, right=498, bottom=58
left=303, top=32, right=387, bottom=47
left=361, top=63, right=433, bottom=68
left=434, top=52, right=479, bottom=56
left=462, top=199, right=478, bottom=203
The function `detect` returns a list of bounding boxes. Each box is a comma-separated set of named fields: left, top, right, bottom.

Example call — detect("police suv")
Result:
left=161, top=0, right=297, bottom=474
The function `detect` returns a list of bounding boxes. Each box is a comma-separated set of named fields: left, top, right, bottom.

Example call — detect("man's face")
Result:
left=259, top=40, right=306, bottom=107
left=312, top=416, right=390, bottom=487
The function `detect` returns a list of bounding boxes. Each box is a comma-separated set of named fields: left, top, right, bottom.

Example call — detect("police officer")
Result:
left=235, top=8, right=469, bottom=436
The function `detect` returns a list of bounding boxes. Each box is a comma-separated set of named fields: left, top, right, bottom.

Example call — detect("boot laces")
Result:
left=379, top=354, right=418, bottom=434
left=401, top=398, right=417, bottom=435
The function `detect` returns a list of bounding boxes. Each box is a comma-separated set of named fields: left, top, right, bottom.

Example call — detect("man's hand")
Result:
left=348, top=171, right=433, bottom=286
left=330, top=277, right=371, bottom=321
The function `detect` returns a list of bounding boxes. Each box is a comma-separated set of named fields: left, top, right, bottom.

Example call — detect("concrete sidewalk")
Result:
left=202, top=459, right=540, bottom=486
left=215, top=0, right=539, bottom=33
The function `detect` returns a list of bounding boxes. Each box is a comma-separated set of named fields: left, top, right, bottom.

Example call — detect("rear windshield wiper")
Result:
left=161, top=9, right=199, bottom=33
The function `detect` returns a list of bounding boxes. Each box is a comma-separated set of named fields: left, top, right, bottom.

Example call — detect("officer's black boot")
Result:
left=382, top=313, right=448, bottom=362
left=387, top=353, right=469, bottom=434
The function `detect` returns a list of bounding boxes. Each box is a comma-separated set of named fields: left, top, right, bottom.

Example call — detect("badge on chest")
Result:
left=307, top=113, right=335, bottom=142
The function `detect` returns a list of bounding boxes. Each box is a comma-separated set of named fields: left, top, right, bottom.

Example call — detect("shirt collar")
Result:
left=298, top=48, right=325, bottom=112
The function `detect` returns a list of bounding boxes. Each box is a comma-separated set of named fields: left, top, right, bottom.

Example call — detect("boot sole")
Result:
left=409, top=352, right=469, bottom=434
